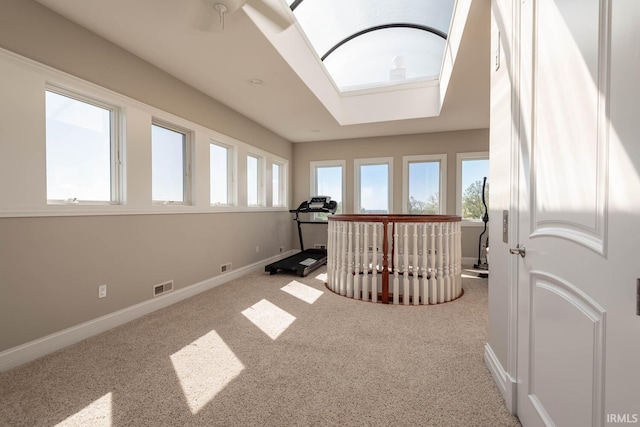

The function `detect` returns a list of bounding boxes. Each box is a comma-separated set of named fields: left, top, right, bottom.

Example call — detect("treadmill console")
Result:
left=308, top=196, right=330, bottom=209
left=293, top=196, right=337, bottom=214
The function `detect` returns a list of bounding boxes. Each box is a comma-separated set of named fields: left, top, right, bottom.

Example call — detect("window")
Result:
left=152, top=122, right=190, bottom=204
left=287, top=0, right=455, bottom=92
left=456, top=152, right=489, bottom=223
left=210, top=141, right=234, bottom=205
left=402, top=154, right=447, bottom=214
left=354, top=158, right=393, bottom=214
left=310, top=160, right=345, bottom=219
left=272, top=162, right=286, bottom=207
left=247, top=154, right=264, bottom=206
left=45, top=88, right=120, bottom=204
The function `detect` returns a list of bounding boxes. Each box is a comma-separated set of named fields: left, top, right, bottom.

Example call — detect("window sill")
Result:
left=0, top=205, right=290, bottom=218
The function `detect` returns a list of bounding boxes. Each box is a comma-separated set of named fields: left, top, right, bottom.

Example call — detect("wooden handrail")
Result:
left=328, top=214, right=461, bottom=223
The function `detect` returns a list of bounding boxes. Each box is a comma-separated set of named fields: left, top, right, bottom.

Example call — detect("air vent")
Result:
left=153, top=280, right=174, bottom=298
left=221, top=262, right=232, bottom=273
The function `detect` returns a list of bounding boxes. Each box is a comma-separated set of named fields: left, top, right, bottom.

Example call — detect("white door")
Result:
left=514, top=0, right=640, bottom=426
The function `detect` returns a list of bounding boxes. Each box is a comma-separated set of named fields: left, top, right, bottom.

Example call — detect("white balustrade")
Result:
left=327, top=215, right=462, bottom=305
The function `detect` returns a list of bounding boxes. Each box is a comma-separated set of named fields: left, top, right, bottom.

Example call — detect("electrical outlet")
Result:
left=255, top=245, right=259, bottom=253
left=98, top=284, right=107, bottom=299
left=279, top=246, right=284, bottom=253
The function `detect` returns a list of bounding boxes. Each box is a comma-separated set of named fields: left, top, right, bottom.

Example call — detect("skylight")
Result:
left=286, top=0, right=455, bottom=92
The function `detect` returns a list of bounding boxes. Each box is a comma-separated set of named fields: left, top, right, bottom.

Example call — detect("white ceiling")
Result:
left=35, top=0, right=490, bottom=143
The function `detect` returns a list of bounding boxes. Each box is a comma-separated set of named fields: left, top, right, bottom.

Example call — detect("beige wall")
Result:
left=291, top=129, right=490, bottom=258
left=0, top=0, right=294, bottom=352
left=0, top=212, right=291, bottom=350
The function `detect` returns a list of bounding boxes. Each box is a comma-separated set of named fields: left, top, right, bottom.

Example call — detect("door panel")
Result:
left=528, top=272, right=606, bottom=427
left=515, top=0, right=612, bottom=426
left=531, top=0, right=608, bottom=254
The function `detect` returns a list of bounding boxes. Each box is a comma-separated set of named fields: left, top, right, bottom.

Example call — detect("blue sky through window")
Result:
left=462, top=159, right=489, bottom=191
left=152, top=124, right=185, bottom=202
left=247, top=155, right=259, bottom=206
left=360, top=163, right=388, bottom=213
left=272, top=163, right=281, bottom=206
left=408, top=161, right=440, bottom=212
left=210, top=143, right=229, bottom=204
left=316, top=166, right=342, bottom=210
left=45, top=91, right=112, bottom=202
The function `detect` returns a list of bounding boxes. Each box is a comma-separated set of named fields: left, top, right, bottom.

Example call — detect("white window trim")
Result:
left=456, top=151, right=489, bottom=226
left=402, top=154, right=447, bottom=214
left=210, top=139, right=237, bottom=207
left=271, top=160, right=287, bottom=208
left=45, top=85, right=123, bottom=206
left=247, top=153, right=265, bottom=207
left=310, top=159, right=346, bottom=220
left=354, top=157, right=393, bottom=214
left=151, top=119, right=193, bottom=205
left=0, top=48, right=291, bottom=217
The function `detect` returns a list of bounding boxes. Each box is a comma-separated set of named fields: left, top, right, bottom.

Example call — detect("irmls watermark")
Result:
left=607, top=413, right=639, bottom=424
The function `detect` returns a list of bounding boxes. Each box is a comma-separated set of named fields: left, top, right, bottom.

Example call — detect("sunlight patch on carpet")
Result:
left=241, top=299, right=296, bottom=339
left=315, top=272, right=328, bottom=282
left=170, top=330, right=245, bottom=414
left=281, top=280, right=323, bottom=304
left=55, top=392, right=112, bottom=427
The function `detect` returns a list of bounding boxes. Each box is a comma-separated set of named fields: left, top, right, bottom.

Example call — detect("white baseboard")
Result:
left=484, top=343, right=516, bottom=414
left=0, top=250, right=297, bottom=372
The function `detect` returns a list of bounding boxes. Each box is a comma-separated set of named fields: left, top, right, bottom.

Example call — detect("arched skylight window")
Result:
left=286, top=0, right=455, bottom=92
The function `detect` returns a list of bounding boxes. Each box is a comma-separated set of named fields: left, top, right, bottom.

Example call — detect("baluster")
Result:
left=393, top=222, right=399, bottom=304
left=429, top=223, right=437, bottom=304
left=450, top=222, right=456, bottom=299
left=327, top=221, right=338, bottom=289
left=443, top=222, right=451, bottom=301
left=412, top=223, right=419, bottom=305
left=335, top=222, right=343, bottom=293
left=402, top=223, right=409, bottom=305
left=453, top=221, right=462, bottom=298
left=362, top=223, right=369, bottom=302
left=354, top=223, right=360, bottom=300
left=421, top=224, right=428, bottom=305
left=382, top=221, right=390, bottom=304
left=456, top=221, right=462, bottom=297
left=336, top=222, right=344, bottom=292
left=346, top=222, right=353, bottom=297
left=371, top=223, right=378, bottom=303
left=437, top=223, right=444, bottom=303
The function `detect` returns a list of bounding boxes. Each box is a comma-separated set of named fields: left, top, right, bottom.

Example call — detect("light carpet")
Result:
left=0, top=267, right=521, bottom=427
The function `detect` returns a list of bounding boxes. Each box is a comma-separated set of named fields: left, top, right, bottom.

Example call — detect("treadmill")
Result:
left=265, top=196, right=337, bottom=277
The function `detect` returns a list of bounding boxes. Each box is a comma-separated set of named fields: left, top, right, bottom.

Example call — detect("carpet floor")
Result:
left=0, top=266, right=521, bottom=427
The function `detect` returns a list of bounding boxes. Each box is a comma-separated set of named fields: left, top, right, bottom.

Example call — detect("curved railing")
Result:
left=327, top=215, right=462, bottom=305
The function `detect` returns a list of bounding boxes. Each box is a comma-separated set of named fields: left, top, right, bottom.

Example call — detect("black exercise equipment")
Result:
left=474, top=177, right=489, bottom=278
left=265, top=196, right=337, bottom=277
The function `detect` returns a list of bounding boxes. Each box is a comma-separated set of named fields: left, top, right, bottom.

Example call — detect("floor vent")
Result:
left=221, top=262, right=232, bottom=273
left=153, top=280, right=174, bottom=298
